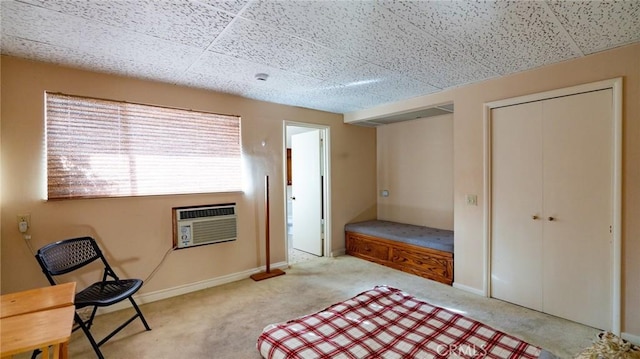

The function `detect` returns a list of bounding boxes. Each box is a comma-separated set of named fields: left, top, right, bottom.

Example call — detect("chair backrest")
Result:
left=35, top=237, right=103, bottom=284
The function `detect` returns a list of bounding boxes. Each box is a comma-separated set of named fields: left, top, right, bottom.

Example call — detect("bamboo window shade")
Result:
left=46, top=93, right=241, bottom=200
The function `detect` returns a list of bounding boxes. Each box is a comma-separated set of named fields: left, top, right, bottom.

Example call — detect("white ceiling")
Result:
left=1, top=0, right=639, bottom=114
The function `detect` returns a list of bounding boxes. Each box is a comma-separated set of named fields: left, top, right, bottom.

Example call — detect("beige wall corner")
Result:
left=376, top=113, right=453, bottom=230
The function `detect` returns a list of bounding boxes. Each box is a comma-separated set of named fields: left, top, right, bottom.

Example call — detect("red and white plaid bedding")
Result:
left=257, top=286, right=542, bottom=359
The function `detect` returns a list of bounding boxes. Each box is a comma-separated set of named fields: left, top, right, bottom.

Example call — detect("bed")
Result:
left=345, top=220, right=454, bottom=285
left=257, top=286, right=548, bottom=359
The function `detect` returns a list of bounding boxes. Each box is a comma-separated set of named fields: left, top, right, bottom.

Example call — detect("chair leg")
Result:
left=74, top=312, right=105, bottom=359
left=94, top=298, right=151, bottom=348
left=129, top=297, right=151, bottom=331
left=86, top=306, right=99, bottom=330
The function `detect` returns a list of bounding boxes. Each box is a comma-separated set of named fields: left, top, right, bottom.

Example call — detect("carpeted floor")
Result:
left=288, top=247, right=319, bottom=264
left=42, top=255, right=600, bottom=358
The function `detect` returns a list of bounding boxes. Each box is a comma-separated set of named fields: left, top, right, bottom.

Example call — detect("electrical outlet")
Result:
left=16, top=214, right=31, bottom=227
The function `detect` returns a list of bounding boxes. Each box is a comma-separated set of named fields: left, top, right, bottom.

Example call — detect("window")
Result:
left=46, top=93, right=241, bottom=200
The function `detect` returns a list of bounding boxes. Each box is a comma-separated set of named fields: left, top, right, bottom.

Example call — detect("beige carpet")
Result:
left=288, top=247, right=319, bottom=264
left=40, top=255, right=600, bottom=358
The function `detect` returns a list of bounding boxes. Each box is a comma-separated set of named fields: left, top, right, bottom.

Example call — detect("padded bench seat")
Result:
left=345, top=220, right=454, bottom=285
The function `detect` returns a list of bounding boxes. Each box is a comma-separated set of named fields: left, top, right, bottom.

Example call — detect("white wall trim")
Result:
left=452, top=282, right=484, bottom=297
left=97, top=261, right=288, bottom=315
left=622, top=332, right=640, bottom=346
left=482, top=77, right=623, bottom=335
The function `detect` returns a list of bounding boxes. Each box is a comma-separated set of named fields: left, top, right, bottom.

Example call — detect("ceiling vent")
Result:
left=351, top=103, right=453, bottom=127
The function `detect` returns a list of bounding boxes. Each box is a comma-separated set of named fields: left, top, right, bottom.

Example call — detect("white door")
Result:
left=541, top=90, right=612, bottom=329
left=491, top=101, right=544, bottom=311
left=291, top=130, right=323, bottom=256
left=491, top=89, right=613, bottom=330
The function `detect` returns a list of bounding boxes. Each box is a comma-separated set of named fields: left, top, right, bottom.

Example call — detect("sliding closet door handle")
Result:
left=532, top=215, right=539, bottom=220
left=548, top=216, right=555, bottom=221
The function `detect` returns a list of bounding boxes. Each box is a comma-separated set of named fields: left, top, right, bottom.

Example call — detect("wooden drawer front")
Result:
left=390, top=248, right=452, bottom=281
left=346, top=234, right=389, bottom=261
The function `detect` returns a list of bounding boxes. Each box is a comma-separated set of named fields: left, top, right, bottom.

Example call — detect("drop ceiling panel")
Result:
left=380, top=0, right=581, bottom=75
left=2, top=36, right=189, bottom=84
left=303, top=86, right=394, bottom=111
left=198, top=0, right=250, bottom=15
left=240, top=1, right=388, bottom=59
left=245, top=86, right=358, bottom=114
left=184, top=51, right=323, bottom=97
left=321, top=63, right=440, bottom=103
left=209, top=18, right=367, bottom=81
left=241, top=1, right=496, bottom=89
left=16, top=0, right=235, bottom=48
left=547, top=1, right=640, bottom=54
left=2, top=1, right=203, bottom=73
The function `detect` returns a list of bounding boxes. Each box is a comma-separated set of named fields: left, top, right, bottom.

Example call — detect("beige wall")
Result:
left=347, top=43, right=640, bottom=337
left=0, top=56, right=377, bottom=295
left=377, top=114, right=453, bottom=230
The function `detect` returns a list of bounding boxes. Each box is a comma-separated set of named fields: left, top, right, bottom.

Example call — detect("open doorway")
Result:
left=284, top=122, right=331, bottom=264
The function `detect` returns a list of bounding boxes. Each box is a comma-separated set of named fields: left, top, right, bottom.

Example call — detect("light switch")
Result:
left=466, top=194, right=478, bottom=206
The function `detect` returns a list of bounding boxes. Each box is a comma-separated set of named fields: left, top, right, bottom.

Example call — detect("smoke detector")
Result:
left=255, top=73, right=269, bottom=81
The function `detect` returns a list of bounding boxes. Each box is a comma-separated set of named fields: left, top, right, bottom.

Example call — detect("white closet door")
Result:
left=491, top=102, right=544, bottom=311
left=542, top=90, right=613, bottom=330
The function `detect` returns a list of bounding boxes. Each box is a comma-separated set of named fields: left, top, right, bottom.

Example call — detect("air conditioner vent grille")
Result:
left=180, top=207, right=235, bottom=220
left=192, top=217, right=237, bottom=244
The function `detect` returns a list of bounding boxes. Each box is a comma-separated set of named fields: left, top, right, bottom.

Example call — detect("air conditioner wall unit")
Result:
left=172, top=203, right=237, bottom=249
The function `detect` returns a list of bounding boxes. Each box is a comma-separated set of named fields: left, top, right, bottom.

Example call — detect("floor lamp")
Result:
left=251, top=175, right=286, bottom=281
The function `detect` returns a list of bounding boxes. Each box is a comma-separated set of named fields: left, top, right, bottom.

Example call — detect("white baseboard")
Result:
left=452, top=282, right=485, bottom=296
left=622, top=332, right=640, bottom=345
left=97, top=261, right=288, bottom=315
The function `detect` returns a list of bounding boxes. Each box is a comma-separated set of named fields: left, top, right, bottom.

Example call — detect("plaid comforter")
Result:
left=257, top=286, right=542, bottom=359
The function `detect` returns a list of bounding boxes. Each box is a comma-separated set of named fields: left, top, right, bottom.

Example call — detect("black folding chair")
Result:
left=34, top=237, right=151, bottom=359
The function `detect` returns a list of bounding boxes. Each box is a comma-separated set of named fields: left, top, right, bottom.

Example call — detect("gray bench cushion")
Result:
left=345, top=220, right=454, bottom=253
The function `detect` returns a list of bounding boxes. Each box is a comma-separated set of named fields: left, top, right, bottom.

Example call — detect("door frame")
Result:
left=482, top=77, right=622, bottom=334
left=283, top=121, right=332, bottom=261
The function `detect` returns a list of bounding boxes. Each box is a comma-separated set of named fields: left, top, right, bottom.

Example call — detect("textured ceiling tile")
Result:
left=241, top=0, right=379, bottom=53
left=241, top=1, right=414, bottom=66
left=16, top=0, right=233, bottom=47
left=244, top=1, right=495, bottom=89
left=298, top=85, right=394, bottom=112
left=185, top=51, right=323, bottom=93
left=196, top=0, right=250, bottom=14
left=1, top=36, right=187, bottom=84
left=380, top=0, right=579, bottom=75
left=325, top=63, right=440, bottom=102
left=177, top=72, right=254, bottom=97
left=378, top=26, right=498, bottom=89
left=548, top=0, right=640, bottom=54
left=245, top=85, right=370, bottom=114
left=209, top=18, right=366, bottom=81
left=241, top=0, right=490, bottom=90
left=1, top=1, right=202, bottom=71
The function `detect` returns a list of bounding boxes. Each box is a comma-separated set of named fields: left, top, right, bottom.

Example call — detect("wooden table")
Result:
left=1, top=282, right=75, bottom=319
left=1, top=283, right=76, bottom=359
